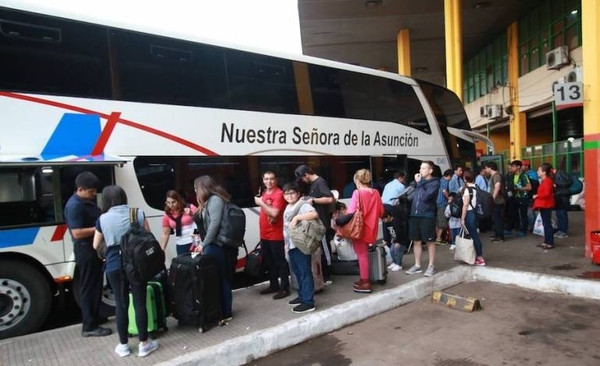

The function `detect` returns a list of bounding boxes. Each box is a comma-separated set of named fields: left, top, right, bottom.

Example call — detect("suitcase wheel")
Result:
left=198, top=327, right=204, bottom=334
left=377, top=279, right=386, bottom=285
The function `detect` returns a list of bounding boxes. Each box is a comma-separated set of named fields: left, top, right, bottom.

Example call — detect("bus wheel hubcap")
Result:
left=0, top=279, right=31, bottom=330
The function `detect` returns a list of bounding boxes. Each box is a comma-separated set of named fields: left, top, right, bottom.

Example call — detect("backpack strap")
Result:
left=129, top=207, right=140, bottom=228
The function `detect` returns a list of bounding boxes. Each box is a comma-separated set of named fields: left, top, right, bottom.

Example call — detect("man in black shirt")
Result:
left=64, top=171, right=111, bottom=337
left=295, top=165, right=335, bottom=284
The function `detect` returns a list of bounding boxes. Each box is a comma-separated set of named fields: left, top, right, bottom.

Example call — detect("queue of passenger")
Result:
left=64, top=159, right=577, bottom=358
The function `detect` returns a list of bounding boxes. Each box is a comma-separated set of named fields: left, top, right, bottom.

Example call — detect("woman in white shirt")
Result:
left=460, top=170, right=485, bottom=266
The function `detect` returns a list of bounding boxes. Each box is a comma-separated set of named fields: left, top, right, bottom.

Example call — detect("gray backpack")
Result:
left=289, top=202, right=326, bottom=255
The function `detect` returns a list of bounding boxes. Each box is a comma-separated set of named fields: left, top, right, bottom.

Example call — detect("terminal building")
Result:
left=298, top=0, right=598, bottom=256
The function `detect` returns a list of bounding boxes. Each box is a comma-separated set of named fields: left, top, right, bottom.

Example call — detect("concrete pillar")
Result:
left=444, top=0, right=463, bottom=102
left=397, top=29, right=411, bottom=76
left=582, top=0, right=600, bottom=257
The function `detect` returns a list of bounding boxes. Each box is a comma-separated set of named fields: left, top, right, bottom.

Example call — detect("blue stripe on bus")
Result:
left=41, top=113, right=102, bottom=158
left=0, top=228, right=39, bottom=249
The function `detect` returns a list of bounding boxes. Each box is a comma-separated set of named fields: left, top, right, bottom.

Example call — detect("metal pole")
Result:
left=552, top=101, right=557, bottom=168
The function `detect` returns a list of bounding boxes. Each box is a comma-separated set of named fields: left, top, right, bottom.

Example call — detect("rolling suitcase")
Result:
left=169, top=253, right=222, bottom=333
left=368, top=244, right=387, bottom=285
left=127, top=280, right=168, bottom=336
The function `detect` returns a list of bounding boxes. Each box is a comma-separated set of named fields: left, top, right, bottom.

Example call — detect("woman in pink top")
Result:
left=160, top=190, right=197, bottom=256
left=347, top=169, right=384, bottom=293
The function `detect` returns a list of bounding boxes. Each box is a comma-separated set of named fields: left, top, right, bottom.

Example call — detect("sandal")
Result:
left=541, top=244, right=555, bottom=249
left=536, top=243, right=544, bottom=247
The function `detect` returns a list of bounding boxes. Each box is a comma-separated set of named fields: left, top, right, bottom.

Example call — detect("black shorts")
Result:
left=409, top=216, right=436, bottom=242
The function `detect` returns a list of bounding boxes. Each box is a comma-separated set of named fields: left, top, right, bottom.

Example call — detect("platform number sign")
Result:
left=553, top=82, right=583, bottom=110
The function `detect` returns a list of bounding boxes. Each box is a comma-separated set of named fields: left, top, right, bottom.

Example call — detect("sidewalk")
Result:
left=0, top=212, right=596, bottom=366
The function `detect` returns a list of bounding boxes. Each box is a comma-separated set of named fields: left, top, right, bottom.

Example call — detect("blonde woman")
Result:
left=347, top=169, right=384, bottom=293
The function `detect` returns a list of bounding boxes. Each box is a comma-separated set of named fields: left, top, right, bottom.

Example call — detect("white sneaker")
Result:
left=390, top=264, right=402, bottom=272
left=387, top=263, right=395, bottom=270
left=138, top=340, right=159, bottom=357
left=449, top=245, right=456, bottom=250
left=115, top=343, right=131, bottom=358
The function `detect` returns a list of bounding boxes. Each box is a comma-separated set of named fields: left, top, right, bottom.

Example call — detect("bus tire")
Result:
left=0, top=261, right=52, bottom=339
left=72, top=271, right=115, bottom=319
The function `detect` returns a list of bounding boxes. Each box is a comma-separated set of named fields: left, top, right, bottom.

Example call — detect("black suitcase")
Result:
left=169, top=253, right=222, bottom=333
left=368, top=244, right=387, bottom=285
left=329, top=259, right=360, bottom=276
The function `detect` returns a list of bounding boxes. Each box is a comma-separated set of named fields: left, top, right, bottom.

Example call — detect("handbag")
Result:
left=454, top=228, right=476, bottom=265
left=336, top=191, right=364, bottom=240
left=243, top=242, right=265, bottom=277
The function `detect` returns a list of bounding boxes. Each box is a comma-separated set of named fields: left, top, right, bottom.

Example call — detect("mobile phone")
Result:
left=255, top=186, right=263, bottom=198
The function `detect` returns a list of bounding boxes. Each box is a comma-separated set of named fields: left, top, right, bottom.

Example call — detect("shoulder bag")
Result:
left=335, top=190, right=364, bottom=240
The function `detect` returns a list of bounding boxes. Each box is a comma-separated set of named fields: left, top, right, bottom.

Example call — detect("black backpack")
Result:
left=216, top=201, right=246, bottom=248
left=450, top=187, right=493, bottom=219
left=121, top=208, right=165, bottom=285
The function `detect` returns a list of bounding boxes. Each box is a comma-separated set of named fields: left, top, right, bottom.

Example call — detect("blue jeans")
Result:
left=176, top=243, right=192, bottom=256
left=555, top=196, right=570, bottom=233
left=450, top=228, right=461, bottom=245
left=106, top=270, right=148, bottom=344
left=465, top=211, right=483, bottom=257
left=540, top=209, right=554, bottom=245
left=203, top=244, right=233, bottom=318
left=288, top=248, right=314, bottom=306
left=389, top=243, right=406, bottom=266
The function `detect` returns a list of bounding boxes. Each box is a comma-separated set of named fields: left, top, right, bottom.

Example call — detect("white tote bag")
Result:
left=454, top=228, right=476, bottom=265
left=533, top=212, right=557, bottom=236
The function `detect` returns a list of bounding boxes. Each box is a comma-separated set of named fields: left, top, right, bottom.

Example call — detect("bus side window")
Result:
left=0, top=8, right=111, bottom=98
left=0, top=167, right=54, bottom=228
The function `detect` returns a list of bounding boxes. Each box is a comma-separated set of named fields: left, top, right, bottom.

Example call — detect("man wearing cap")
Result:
left=505, top=160, right=531, bottom=237
left=294, top=165, right=335, bottom=284
left=522, top=160, right=539, bottom=232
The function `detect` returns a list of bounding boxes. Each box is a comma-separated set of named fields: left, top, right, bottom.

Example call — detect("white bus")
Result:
left=0, top=5, right=486, bottom=339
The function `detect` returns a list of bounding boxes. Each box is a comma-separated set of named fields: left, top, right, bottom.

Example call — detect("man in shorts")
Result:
left=405, top=161, right=440, bottom=277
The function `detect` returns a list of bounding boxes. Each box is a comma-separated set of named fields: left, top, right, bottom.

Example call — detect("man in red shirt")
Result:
left=255, top=171, right=289, bottom=299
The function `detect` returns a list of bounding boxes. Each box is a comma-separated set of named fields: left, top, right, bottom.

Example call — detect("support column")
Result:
left=444, top=0, right=463, bottom=102
left=397, top=29, right=411, bottom=76
left=507, top=22, right=524, bottom=160
left=582, top=0, right=600, bottom=258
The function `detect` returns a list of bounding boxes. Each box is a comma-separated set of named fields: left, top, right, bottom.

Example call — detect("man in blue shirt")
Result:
left=64, top=171, right=112, bottom=337
left=381, top=170, right=406, bottom=245
left=435, top=169, right=452, bottom=244
left=448, top=166, right=464, bottom=194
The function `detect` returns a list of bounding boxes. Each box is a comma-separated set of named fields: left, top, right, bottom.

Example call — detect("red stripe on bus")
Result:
left=51, top=224, right=68, bottom=242
left=0, top=92, right=218, bottom=156
left=92, top=112, right=121, bottom=156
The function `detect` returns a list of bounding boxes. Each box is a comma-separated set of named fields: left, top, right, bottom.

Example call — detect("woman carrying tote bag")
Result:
left=460, top=170, right=486, bottom=266
left=347, top=169, right=384, bottom=293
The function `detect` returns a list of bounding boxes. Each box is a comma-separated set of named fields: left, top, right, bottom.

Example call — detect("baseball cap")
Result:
left=522, top=160, right=531, bottom=166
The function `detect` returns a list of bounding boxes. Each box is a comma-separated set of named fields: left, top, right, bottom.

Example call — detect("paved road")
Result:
left=246, top=281, right=600, bottom=366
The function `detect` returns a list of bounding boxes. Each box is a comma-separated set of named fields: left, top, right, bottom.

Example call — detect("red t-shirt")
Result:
left=259, top=187, right=285, bottom=240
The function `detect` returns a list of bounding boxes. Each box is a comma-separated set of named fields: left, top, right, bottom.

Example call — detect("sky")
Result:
left=1, top=0, right=303, bottom=55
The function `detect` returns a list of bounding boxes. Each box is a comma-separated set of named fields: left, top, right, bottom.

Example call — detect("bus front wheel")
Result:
left=0, top=261, right=52, bottom=340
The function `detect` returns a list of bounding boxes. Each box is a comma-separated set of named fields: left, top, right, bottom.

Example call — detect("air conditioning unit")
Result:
left=546, top=46, right=569, bottom=70
left=486, top=104, right=503, bottom=119
left=567, top=66, right=583, bottom=83
left=479, top=106, right=488, bottom=117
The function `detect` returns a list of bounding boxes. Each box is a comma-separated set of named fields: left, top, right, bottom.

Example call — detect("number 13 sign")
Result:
left=553, top=82, right=583, bottom=110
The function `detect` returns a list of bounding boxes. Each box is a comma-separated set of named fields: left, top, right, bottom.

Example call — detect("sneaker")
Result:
left=115, top=343, right=131, bottom=358
left=273, top=290, right=290, bottom=300
left=390, top=264, right=402, bottom=272
left=491, top=237, right=504, bottom=242
left=424, top=265, right=436, bottom=277
left=387, top=263, right=396, bottom=270
left=288, top=297, right=302, bottom=306
left=324, top=280, right=333, bottom=286
left=435, top=240, right=448, bottom=246
left=554, top=231, right=568, bottom=238
left=517, top=232, right=527, bottom=237
left=503, top=230, right=513, bottom=236
left=259, top=287, right=279, bottom=295
left=405, top=265, right=422, bottom=275
left=449, top=244, right=456, bottom=250
left=138, top=340, right=159, bottom=357
left=292, top=303, right=316, bottom=314
left=353, top=281, right=372, bottom=293
left=475, top=257, right=486, bottom=266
